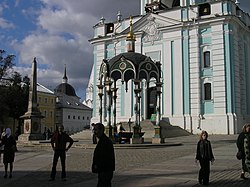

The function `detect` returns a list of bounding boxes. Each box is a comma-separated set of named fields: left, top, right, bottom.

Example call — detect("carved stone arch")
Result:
left=110, top=70, right=121, bottom=82
left=139, top=58, right=160, bottom=82
left=110, top=56, right=136, bottom=83
left=139, top=69, right=149, bottom=81
left=149, top=70, right=159, bottom=81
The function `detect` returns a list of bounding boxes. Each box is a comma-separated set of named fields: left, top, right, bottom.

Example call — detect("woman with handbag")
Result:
left=0, top=128, right=16, bottom=178
left=237, top=123, right=250, bottom=180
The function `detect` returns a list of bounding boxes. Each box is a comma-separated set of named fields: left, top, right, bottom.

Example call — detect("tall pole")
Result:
left=156, top=82, right=162, bottom=126
left=97, top=84, right=104, bottom=123
left=112, top=87, right=118, bottom=129
left=133, top=79, right=141, bottom=138
left=105, top=79, right=113, bottom=138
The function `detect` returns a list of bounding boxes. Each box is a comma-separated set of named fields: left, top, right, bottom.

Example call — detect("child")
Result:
left=195, top=130, right=215, bottom=185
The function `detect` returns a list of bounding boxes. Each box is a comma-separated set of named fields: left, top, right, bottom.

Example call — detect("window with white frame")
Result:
left=204, top=83, right=211, bottom=100
left=201, top=45, right=211, bottom=68
left=203, top=77, right=213, bottom=101
left=203, top=51, right=210, bottom=68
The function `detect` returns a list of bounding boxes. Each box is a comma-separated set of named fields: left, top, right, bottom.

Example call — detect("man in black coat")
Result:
left=49, top=125, right=73, bottom=181
left=92, top=123, right=115, bottom=187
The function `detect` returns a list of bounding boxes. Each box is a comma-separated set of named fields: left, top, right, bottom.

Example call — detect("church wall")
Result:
left=93, top=43, right=106, bottom=120
left=88, top=0, right=250, bottom=134
left=211, top=24, right=227, bottom=114
left=245, top=37, right=250, bottom=115
left=189, top=28, right=201, bottom=116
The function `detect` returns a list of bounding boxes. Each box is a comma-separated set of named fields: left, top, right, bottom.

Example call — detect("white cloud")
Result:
left=11, top=0, right=140, bottom=99
left=12, top=32, right=92, bottom=99
left=0, top=1, right=15, bottom=29
left=0, top=17, right=15, bottom=29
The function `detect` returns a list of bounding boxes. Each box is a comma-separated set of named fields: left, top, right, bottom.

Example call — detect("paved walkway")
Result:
left=0, top=131, right=250, bottom=187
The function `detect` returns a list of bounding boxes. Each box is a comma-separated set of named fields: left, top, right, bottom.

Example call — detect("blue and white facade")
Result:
left=86, top=0, right=250, bottom=134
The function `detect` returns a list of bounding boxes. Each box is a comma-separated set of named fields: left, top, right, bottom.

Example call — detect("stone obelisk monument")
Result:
left=19, top=57, right=44, bottom=141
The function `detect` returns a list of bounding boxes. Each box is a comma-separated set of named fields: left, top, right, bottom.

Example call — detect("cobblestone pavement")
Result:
left=0, top=134, right=249, bottom=187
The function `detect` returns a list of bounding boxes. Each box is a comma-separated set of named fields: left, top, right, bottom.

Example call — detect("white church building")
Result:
left=85, top=0, right=250, bottom=134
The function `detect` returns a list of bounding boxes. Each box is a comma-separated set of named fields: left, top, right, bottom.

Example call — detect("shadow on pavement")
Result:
left=0, top=170, right=95, bottom=187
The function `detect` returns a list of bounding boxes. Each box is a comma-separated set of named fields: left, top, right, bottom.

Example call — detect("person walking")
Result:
left=0, top=128, right=17, bottom=178
left=195, top=130, right=215, bottom=185
left=236, top=123, right=250, bottom=180
left=49, top=124, right=73, bottom=181
left=92, top=123, right=115, bottom=187
left=91, top=123, right=97, bottom=144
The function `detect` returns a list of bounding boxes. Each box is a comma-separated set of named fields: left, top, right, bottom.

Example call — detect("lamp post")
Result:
left=152, top=81, right=164, bottom=144
left=97, top=84, right=104, bottom=123
left=104, top=78, right=113, bottom=138
left=138, top=91, right=141, bottom=124
left=156, top=82, right=162, bottom=126
left=133, top=79, right=142, bottom=138
left=112, top=87, right=118, bottom=129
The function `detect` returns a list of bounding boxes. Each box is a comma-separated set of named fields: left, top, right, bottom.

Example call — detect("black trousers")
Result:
left=241, top=157, right=248, bottom=172
left=97, top=171, right=113, bottom=187
left=50, top=150, right=66, bottom=179
left=199, top=159, right=210, bottom=185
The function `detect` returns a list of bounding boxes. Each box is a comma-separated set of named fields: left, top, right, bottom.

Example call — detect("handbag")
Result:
left=236, top=151, right=242, bottom=160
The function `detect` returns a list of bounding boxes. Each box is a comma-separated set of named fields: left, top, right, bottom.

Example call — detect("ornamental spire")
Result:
left=126, top=16, right=136, bottom=52
left=62, top=64, right=68, bottom=83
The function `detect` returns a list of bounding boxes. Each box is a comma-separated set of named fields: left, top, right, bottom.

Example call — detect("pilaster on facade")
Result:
left=233, top=28, right=243, bottom=115
left=189, top=29, right=201, bottom=115
left=212, top=24, right=226, bottom=114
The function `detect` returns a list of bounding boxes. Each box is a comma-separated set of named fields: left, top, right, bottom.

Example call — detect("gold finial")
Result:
left=126, top=16, right=136, bottom=41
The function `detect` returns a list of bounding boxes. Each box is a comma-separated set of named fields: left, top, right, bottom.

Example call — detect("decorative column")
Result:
left=97, top=84, right=104, bottom=123
left=152, top=81, right=164, bottom=144
left=131, top=79, right=143, bottom=144
left=104, top=78, right=113, bottom=138
left=112, top=87, right=118, bottom=129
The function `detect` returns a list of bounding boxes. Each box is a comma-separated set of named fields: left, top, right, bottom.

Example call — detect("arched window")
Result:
left=204, top=83, right=211, bottom=100
left=203, top=51, right=210, bottom=68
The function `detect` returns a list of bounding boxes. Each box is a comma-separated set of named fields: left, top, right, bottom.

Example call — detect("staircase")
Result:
left=120, top=119, right=191, bottom=139
left=70, top=119, right=192, bottom=142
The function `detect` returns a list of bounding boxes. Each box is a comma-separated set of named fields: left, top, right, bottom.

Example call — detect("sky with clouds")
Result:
left=0, top=0, right=140, bottom=100
left=0, top=0, right=250, bottom=101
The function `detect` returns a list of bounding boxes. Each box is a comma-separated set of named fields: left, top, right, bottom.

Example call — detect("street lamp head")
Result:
left=97, top=84, right=104, bottom=95
left=104, top=79, right=112, bottom=92
left=156, top=82, right=162, bottom=93
left=111, top=87, right=118, bottom=96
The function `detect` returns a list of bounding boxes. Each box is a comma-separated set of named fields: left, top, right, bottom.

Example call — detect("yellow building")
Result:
left=37, top=83, right=56, bottom=134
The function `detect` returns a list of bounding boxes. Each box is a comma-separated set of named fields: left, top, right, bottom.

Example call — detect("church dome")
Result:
left=55, top=83, right=77, bottom=97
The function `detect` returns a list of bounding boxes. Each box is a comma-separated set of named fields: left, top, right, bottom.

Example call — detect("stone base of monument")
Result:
left=18, top=133, right=44, bottom=142
left=152, top=137, right=165, bottom=144
left=130, top=137, right=144, bottom=144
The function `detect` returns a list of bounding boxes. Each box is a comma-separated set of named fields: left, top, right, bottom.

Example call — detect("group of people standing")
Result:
left=195, top=123, right=250, bottom=186
left=1, top=123, right=250, bottom=187
left=48, top=123, right=115, bottom=187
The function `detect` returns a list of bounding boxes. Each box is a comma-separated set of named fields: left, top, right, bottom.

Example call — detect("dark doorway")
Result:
left=147, top=87, right=157, bottom=119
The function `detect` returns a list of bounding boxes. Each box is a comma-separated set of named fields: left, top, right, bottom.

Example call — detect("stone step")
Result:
left=70, top=119, right=191, bottom=141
